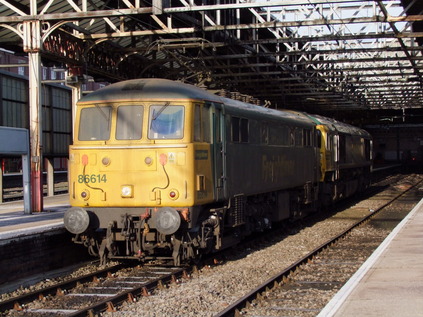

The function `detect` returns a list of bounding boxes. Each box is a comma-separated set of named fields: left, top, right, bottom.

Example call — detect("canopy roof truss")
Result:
left=0, top=0, right=423, bottom=120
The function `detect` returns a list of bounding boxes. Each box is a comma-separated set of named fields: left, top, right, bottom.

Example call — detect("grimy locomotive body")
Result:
left=64, top=79, right=372, bottom=265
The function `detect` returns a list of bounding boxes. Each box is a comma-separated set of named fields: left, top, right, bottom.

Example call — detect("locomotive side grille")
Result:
left=228, top=194, right=246, bottom=227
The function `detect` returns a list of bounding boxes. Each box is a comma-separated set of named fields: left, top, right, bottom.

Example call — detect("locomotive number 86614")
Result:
left=64, top=78, right=372, bottom=265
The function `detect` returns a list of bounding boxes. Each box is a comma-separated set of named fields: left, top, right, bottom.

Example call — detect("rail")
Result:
left=0, top=171, right=67, bottom=202
left=0, top=262, right=195, bottom=316
left=215, top=176, right=423, bottom=317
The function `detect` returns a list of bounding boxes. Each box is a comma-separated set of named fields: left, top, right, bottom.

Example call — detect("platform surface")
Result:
left=319, top=197, right=423, bottom=317
left=0, top=194, right=69, bottom=240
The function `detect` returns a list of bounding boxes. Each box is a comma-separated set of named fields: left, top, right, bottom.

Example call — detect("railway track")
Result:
left=1, top=173, right=419, bottom=316
left=215, top=175, right=423, bottom=317
left=0, top=262, right=124, bottom=315
left=0, top=263, right=194, bottom=317
left=1, top=183, right=68, bottom=201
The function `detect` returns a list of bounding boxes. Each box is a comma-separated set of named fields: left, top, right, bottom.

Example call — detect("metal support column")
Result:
left=22, top=153, right=31, bottom=214
left=24, top=19, right=43, bottom=212
left=46, top=157, right=54, bottom=196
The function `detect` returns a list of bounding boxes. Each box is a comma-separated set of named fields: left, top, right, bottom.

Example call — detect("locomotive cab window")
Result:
left=365, top=138, right=372, bottom=160
left=316, top=130, right=322, bottom=148
left=303, top=129, right=312, bottom=147
left=269, top=124, right=288, bottom=146
left=148, top=104, right=184, bottom=139
left=79, top=106, right=112, bottom=141
left=261, top=122, right=269, bottom=144
left=116, top=105, right=143, bottom=140
left=231, top=116, right=249, bottom=143
left=294, top=128, right=303, bottom=146
left=194, top=104, right=211, bottom=142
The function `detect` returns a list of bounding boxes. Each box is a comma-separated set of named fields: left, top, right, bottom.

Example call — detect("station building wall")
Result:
left=0, top=70, right=71, bottom=172
left=367, top=124, right=423, bottom=164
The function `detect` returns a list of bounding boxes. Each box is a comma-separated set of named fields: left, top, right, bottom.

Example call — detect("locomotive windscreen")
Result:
left=148, top=105, right=184, bottom=139
left=79, top=106, right=112, bottom=141
left=116, top=105, right=143, bottom=140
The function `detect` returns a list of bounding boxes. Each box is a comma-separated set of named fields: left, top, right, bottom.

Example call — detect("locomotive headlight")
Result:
left=121, top=185, right=134, bottom=198
left=169, top=189, right=179, bottom=200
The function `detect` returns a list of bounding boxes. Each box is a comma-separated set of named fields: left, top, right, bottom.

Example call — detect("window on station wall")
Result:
left=18, top=66, right=25, bottom=76
left=1, top=76, right=28, bottom=128
left=51, top=88, right=71, bottom=132
left=231, top=116, right=249, bottom=143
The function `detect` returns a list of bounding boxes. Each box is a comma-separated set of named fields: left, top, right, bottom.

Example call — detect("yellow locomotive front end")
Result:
left=69, top=103, right=200, bottom=208
left=65, top=91, right=216, bottom=265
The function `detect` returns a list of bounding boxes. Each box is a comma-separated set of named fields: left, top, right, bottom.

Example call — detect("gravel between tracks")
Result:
left=102, top=202, right=385, bottom=317
left=103, top=173, right=422, bottom=317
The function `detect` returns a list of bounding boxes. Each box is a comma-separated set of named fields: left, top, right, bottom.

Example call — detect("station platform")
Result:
left=0, top=194, right=69, bottom=241
left=0, top=195, right=89, bottom=289
left=319, top=197, right=423, bottom=317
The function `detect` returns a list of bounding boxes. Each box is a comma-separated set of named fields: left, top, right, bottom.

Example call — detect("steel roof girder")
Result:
left=0, top=7, right=153, bottom=23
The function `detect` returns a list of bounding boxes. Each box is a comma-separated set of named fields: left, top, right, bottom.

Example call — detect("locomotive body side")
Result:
left=223, top=101, right=319, bottom=196
left=221, top=101, right=320, bottom=223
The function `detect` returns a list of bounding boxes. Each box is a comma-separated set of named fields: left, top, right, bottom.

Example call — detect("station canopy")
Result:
left=0, top=0, right=422, bottom=124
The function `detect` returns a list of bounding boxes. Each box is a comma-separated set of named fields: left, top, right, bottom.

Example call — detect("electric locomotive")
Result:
left=64, top=78, right=372, bottom=265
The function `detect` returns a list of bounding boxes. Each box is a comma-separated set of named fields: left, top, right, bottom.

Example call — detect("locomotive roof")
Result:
left=79, top=78, right=316, bottom=127
left=310, top=114, right=371, bottom=138
left=79, top=79, right=369, bottom=133
left=282, top=110, right=370, bottom=137
left=78, top=78, right=222, bottom=104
